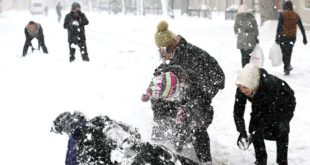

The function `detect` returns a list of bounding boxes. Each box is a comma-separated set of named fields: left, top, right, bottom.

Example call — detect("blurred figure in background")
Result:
left=234, top=4, right=259, bottom=67
left=64, top=2, right=90, bottom=62
left=56, top=2, right=62, bottom=23
left=275, top=0, right=307, bottom=75
left=44, top=6, right=48, bottom=16
left=22, top=21, right=48, bottom=56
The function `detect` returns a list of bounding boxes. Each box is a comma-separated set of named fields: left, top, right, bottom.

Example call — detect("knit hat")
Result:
left=71, top=2, right=81, bottom=11
left=154, top=20, right=175, bottom=48
left=236, top=63, right=260, bottom=90
left=283, top=1, right=293, bottom=10
left=238, top=4, right=249, bottom=13
left=147, top=72, right=180, bottom=100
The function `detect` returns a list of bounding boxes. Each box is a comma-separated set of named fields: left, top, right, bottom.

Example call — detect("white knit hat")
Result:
left=236, top=63, right=260, bottom=90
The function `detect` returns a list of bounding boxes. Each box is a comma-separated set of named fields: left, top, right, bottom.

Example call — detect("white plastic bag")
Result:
left=269, top=43, right=282, bottom=67
left=250, top=44, right=264, bottom=68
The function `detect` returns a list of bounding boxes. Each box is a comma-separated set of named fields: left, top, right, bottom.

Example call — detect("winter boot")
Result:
left=284, top=66, right=293, bottom=75
left=278, top=161, right=288, bottom=165
left=41, top=44, right=48, bottom=54
left=255, top=159, right=267, bottom=165
left=82, top=54, right=90, bottom=62
left=69, top=55, right=75, bottom=62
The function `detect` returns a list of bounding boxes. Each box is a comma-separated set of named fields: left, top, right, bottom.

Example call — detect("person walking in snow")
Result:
left=51, top=111, right=199, bottom=165
left=275, top=0, right=307, bottom=75
left=233, top=63, right=296, bottom=165
left=56, top=2, right=62, bottom=23
left=22, top=21, right=48, bottom=56
left=64, top=2, right=90, bottom=62
left=142, top=20, right=225, bottom=164
left=234, top=4, right=259, bottom=67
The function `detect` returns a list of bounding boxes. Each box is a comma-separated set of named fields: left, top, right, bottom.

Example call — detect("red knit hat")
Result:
left=146, top=72, right=180, bottom=100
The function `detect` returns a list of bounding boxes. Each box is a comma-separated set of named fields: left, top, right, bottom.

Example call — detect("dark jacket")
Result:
left=152, top=36, right=225, bottom=125
left=64, top=11, right=89, bottom=43
left=276, top=11, right=307, bottom=42
left=53, top=113, right=199, bottom=165
left=234, top=69, right=295, bottom=140
left=234, top=12, right=259, bottom=50
left=25, top=23, right=44, bottom=41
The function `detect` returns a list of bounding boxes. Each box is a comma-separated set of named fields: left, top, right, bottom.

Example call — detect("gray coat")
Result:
left=234, top=12, right=259, bottom=50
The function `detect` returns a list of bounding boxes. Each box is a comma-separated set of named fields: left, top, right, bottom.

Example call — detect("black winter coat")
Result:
left=25, top=23, right=44, bottom=41
left=234, top=69, right=295, bottom=140
left=64, top=11, right=89, bottom=43
left=152, top=36, right=225, bottom=125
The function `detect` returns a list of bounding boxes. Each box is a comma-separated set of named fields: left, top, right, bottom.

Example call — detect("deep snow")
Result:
left=0, top=10, right=309, bottom=165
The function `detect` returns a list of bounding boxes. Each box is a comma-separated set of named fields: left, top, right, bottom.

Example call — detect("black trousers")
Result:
left=240, top=49, right=253, bottom=67
left=69, top=41, right=89, bottom=61
left=23, top=37, right=48, bottom=56
left=252, top=132, right=289, bottom=165
left=192, top=125, right=212, bottom=162
left=279, top=39, right=295, bottom=72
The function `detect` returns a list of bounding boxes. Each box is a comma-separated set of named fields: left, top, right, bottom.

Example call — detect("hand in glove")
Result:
left=303, top=38, right=308, bottom=45
left=176, top=106, right=187, bottom=124
left=72, top=20, right=80, bottom=26
left=237, top=132, right=250, bottom=150
left=141, top=94, right=150, bottom=102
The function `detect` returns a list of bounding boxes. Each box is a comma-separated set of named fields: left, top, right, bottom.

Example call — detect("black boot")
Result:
left=69, top=55, right=75, bottom=62
left=82, top=54, right=89, bottom=62
left=284, top=66, right=293, bottom=75
left=255, top=159, right=267, bottom=165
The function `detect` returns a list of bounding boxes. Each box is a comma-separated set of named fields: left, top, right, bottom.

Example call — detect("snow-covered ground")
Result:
left=0, top=10, right=309, bottom=165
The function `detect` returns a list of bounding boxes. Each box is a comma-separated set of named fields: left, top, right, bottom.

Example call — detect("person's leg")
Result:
left=79, top=41, right=89, bottom=61
left=69, top=43, right=76, bottom=62
left=192, top=125, right=212, bottom=163
left=279, top=40, right=295, bottom=74
left=252, top=133, right=267, bottom=165
left=276, top=133, right=289, bottom=165
left=22, top=39, right=32, bottom=56
left=240, top=49, right=253, bottom=67
left=38, top=37, right=48, bottom=54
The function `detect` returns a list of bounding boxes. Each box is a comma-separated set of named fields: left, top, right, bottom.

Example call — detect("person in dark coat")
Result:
left=56, top=2, right=62, bottom=23
left=233, top=63, right=296, bottom=165
left=234, top=4, right=259, bottom=67
left=143, top=20, right=225, bottom=164
left=22, top=21, right=48, bottom=56
left=51, top=111, right=200, bottom=165
left=64, top=2, right=89, bottom=62
left=275, top=0, right=307, bottom=75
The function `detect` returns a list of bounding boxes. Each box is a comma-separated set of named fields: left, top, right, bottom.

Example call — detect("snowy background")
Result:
left=0, top=9, right=309, bottom=165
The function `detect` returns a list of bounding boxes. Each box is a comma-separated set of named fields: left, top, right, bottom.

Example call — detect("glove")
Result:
left=72, top=20, right=79, bottom=26
left=141, top=94, right=150, bottom=102
left=237, top=132, right=250, bottom=150
left=303, top=38, right=307, bottom=45
left=176, top=106, right=187, bottom=124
